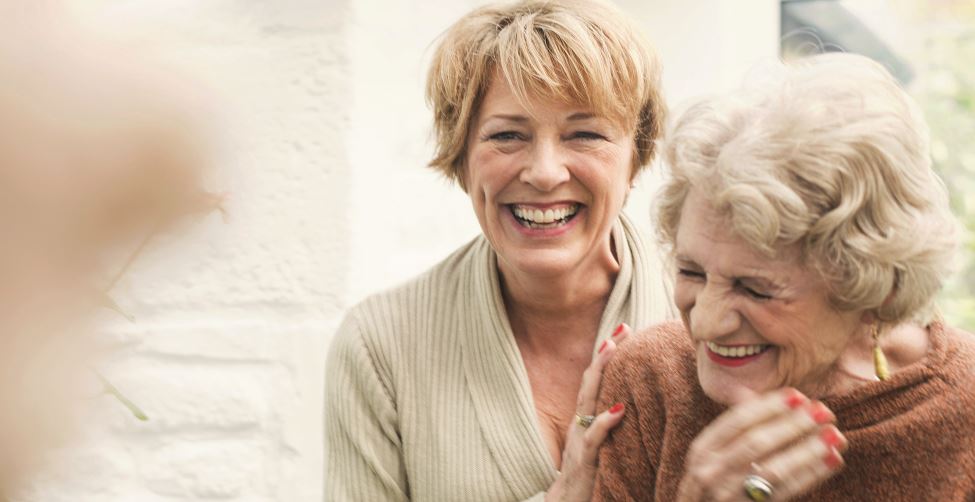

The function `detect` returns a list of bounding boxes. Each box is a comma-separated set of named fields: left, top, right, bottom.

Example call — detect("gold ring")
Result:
left=574, top=413, right=596, bottom=428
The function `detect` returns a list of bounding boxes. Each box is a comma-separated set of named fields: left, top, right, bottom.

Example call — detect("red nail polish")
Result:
left=609, top=402, right=624, bottom=414
left=598, top=340, right=609, bottom=354
left=612, top=323, right=625, bottom=337
left=823, top=447, right=844, bottom=469
left=819, top=427, right=844, bottom=449
left=808, top=401, right=834, bottom=424
left=784, top=388, right=807, bottom=409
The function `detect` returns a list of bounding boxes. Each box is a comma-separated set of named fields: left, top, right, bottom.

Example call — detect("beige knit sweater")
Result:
left=325, top=215, right=675, bottom=501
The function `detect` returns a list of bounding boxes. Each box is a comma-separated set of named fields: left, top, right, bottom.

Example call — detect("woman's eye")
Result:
left=487, top=131, right=525, bottom=142
left=677, top=269, right=705, bottom=280
left=741, top=285, right=773, bottom=301
left=570, top=131, right=606, bottom=141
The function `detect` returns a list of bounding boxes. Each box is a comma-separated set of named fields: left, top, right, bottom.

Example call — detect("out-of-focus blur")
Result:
left=0, top=4, right=215, bottom=495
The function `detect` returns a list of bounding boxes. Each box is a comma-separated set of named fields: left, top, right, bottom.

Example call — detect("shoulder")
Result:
left=328, top=236, right=488, bottom=379
left=942, top=324, right=975, bottom=388
left=602, top=321, right=696, bottom=402
left=613, top=321, right=694, bottom=371
left=344, top=236, right=486, bottom=339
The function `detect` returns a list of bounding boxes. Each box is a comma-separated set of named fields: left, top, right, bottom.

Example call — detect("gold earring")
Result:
left=872, top=324, right=890, bottom=381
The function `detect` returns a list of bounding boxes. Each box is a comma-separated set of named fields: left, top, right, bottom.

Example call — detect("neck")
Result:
left=499, top=236, right=620, bottom=352
left=822, top=322, right=931, bottom=397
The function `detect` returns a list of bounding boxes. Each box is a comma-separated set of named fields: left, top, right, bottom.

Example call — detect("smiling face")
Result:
left=464, top=75, right=635, bottom=279
left=674, top=188, right=866, bottom=405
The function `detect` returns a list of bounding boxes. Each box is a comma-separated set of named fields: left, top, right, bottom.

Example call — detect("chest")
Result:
left=522, top=352, right=590, bottom=469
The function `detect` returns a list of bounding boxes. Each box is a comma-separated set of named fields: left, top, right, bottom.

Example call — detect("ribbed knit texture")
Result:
left=593, top=320, right=975, bottom=501
left=325, top=215, right=676, bottom=501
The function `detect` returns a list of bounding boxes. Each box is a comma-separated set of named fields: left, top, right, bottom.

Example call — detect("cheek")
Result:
left=748, top=307, right=817, bottom=350
left=673, top=280, right=697, bottom=313
left=466, top=151, right=510, bottom=196
left=749, top=307, right=843, bottom=376
left=570, top=147, right=631, bottom=195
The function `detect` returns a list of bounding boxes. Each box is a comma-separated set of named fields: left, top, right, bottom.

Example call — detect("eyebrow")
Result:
left=483, top=112, right=598, bottom=123
left=567, top=112, right=596, bottom=121
left=483, top=114, right=529, bottom=123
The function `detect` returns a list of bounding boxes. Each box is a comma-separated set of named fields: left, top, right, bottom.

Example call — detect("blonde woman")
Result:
left=594, top=53, right=975, bottom=501
left=325, top=0, right=674, bottom=500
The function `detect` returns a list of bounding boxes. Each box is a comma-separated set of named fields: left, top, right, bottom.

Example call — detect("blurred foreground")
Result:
left=0, top=5, right=216, bottom=498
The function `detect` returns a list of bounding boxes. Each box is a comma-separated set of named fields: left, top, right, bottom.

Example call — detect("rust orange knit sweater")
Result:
left=593, top=320, right=975, bottom=501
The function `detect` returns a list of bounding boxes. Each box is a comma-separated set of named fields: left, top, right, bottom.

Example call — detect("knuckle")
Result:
left=687, top=440, right=709, bottom=464
left=740, top=430, right=774, bottom=456
left=686, top=461, right=720, bottom=486
left=581, top=432, right=600, bottom=450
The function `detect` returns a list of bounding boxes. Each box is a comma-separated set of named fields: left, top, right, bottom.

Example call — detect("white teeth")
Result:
left=511, top=204, right=580, bottom=226
left=706, top=341, right=769, bottom=358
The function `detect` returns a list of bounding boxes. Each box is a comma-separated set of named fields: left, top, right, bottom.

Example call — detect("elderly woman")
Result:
left=593, top=53, right=975, bottom=501
left=325, top=0, right=673, bottom=500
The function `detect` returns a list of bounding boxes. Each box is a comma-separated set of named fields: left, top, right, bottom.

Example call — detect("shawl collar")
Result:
left=459, top=213, right=674, bottom=497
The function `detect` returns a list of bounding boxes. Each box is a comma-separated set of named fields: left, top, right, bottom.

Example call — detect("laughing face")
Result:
left=464, top=75, right=635, bottom=280
left=674, top=189, right=865, bottom=405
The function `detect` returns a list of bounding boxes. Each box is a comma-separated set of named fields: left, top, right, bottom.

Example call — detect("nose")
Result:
left=688, top=283, right=740, bottom=340
left=520, top=139, right=570, bottom=191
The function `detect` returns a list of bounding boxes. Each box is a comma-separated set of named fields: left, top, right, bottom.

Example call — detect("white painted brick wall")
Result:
left=15, top=2, right=776, bottom=501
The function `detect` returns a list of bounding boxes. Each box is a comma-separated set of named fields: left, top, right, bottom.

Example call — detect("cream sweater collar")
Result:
left=458, top=213, right=674, bottom=492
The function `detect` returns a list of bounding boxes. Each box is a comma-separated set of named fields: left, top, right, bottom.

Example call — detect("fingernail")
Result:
left=783, top=388, right=807, bottom=409
left=598, top=340, right=609, bottom=354
left=819, top=426, right=845, bottom=449
left=612, top=323, right=625, bottom=337
left=609, top=402, right=624, bottom=414
left=807, top=401, right=834, bottom=425
left=823, top=447, right=844, bottom=470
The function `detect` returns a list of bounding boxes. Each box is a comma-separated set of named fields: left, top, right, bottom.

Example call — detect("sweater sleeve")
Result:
left=591, top=344, right=661, bottom=501
left=325, top=310, right=409, bottom=501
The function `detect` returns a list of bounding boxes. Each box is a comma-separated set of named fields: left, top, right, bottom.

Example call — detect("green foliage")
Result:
left=910, top=8, right=975, bottom=330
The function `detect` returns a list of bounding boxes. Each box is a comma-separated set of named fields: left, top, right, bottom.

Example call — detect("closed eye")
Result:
left=737, top=283, right=773, bottom=301
left=677, top=269, right=705, bottom=280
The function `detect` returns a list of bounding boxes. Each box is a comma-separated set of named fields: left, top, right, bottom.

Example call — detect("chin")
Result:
left=696, top=352, right=772, bottom=406
left=698, top=377, right=750, bottom=407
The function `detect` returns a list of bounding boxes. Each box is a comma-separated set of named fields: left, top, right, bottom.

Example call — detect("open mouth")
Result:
left=509, top=203, right=581, bottom=229
left=705, top=341, right=772, bottom=367
left=706, top=342, right=771, bottom=358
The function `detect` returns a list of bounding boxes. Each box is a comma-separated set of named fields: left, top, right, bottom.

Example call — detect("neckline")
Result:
left=822, top=321, right=950, bottom=427
left=460, top=215, right=645, bottom=490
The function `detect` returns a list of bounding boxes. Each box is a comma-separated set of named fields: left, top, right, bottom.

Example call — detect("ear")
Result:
left=859, top=310, right=877, bottom=325
left=859, top=288, right=897, bottom=325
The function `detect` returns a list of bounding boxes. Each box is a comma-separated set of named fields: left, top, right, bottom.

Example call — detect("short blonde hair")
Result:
left=657, top=53, right=959, bottom=325
left=426, top=0, right=665, bottom=189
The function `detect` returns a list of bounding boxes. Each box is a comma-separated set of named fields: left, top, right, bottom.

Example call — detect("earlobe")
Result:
left=859, top=311, right=877, bottom=325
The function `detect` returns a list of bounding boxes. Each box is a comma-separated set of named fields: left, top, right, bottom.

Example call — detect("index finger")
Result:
left=574, top=323, right=632, bottom=417
left=696, top=388, right=809, bottom=449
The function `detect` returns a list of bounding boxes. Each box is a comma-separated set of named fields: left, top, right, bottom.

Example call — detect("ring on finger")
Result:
left=743, top=474, right=774, bottom=501
left=574, top=413, right=596, bottom=429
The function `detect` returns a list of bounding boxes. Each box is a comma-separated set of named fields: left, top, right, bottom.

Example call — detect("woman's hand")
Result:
left=545, top=323, right=632, bottom=502
left=677, top=388, right=848, bottom=502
